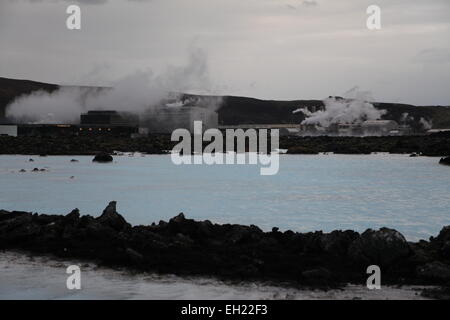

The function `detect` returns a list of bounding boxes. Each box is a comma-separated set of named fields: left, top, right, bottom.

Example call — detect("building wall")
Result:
left=0, top=125, right=18, bottom=137
left=146, top=107, right=218, bottom=133
left=81, top=111, right=139, bottom=126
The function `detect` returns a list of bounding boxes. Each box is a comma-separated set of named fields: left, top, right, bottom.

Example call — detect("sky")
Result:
left=0, top=0, right=449, bottom=105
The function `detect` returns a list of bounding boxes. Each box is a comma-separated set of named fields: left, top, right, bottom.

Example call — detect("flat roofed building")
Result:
left=81, top=110, right=139, bottom=126
left=146, top=106, right=218, bottom=133
left=0, top=124, right=18, bottom=137
left=362, top=120, right=398, bottom=136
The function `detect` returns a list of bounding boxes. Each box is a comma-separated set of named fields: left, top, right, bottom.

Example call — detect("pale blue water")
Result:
left=0, top=154, right=449, bottom=241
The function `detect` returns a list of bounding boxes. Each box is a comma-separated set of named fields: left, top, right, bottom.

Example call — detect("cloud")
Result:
left=302, top=0, right=318, bottom=7
left=13, top=0, right=144, bottom=4
left=1, top=0, right=449, bottom=106
left=285, top=0, right=319, bottom=10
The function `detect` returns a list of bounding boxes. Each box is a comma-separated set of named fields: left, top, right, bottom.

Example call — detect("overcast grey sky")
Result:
left=1, top=0, right=449, bottom=105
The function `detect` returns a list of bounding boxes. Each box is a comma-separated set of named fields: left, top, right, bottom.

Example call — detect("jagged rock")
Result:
left=435, top=226, right=450, bottom=242
left=96, top=201, right=130, bottom=231
left=196, top=220, right=214, bottom=237
left=431, top=226, right=450, bottom=258
left=1, top=203, right=450, bottom=294
left=64, top=209, right=80, bottom=226
left=417, top=261, right=450, bottom=281
left=92, top=152, right=113, bottom=163
left=170, top=213, right=186, bottom=224
left=158, top=220, right=168, bottom=227
left=320, top=230, right=360, bottom=255
left=439, top=156, right=450, bottom=166
left=348, top=228, right=411, bottom=266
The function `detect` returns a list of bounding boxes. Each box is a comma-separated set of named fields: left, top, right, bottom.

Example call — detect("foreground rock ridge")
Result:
left=1, top=202, right=450, bottom=298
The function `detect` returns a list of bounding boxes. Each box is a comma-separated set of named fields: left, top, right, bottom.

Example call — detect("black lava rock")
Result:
left=93, top=152, right=113, bottom=163
left=439, top=156, right=450, bottom=166
left=0, top=202, right=449, bottom=296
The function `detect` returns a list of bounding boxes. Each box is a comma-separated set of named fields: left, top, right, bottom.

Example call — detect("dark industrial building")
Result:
left=1, top=110, right=140, bottom=137
left=78, top=110, right=139, bottom=137
left=80, top=110, right=139, bottom=126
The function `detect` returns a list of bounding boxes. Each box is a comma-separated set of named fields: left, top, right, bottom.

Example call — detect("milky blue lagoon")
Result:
left=1, top=153, right=449, bottom=241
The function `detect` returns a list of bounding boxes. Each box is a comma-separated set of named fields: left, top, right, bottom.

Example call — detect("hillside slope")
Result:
left=1, top=77, right=449, bottom=128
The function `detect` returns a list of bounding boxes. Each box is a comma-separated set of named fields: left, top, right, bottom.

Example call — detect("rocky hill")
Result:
left=1, top=77, right=449, bottom=128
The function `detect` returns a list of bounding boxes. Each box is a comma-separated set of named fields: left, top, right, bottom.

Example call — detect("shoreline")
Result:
left=1, top=201, right=450, bottom=299
left=1, top=133, right=450, bottom=156
left=0, top=250, right=434, bottom=300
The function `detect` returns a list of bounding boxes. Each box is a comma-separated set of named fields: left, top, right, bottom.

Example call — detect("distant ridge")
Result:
left=1, top=77, right=449, bottom=128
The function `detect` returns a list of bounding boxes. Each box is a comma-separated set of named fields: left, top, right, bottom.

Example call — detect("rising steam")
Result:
left=6, top=47, right=222, bottom=124
left=295, top=88, right=387, bottom=127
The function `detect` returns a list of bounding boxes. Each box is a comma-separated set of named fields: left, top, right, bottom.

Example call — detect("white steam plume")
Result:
left=419, top=117, right=433, bottom=130
left=6, top=47, right=221, bottom=124
left=299, top=88, right=386, bottom=127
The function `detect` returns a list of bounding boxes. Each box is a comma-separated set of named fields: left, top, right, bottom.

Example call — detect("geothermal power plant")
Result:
left=0, top=78, right=447, bottom=138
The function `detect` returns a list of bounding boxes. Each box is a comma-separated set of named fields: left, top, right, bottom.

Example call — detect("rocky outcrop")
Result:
left=439, top=156, right=450, bottom=166
left=96, top=201, right=130, bottom=231
left=92, top=152, right=113, bottom=163
left=0, top=202, right=449, bottom=298
left=348, top=228, right=411, bottom=267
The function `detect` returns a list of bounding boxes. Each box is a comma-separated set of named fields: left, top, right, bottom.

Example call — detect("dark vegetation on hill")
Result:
left=1, top=77, right=450, bottom=128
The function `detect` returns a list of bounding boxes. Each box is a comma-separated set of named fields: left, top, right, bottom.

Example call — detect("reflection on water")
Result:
left=0, top=251, right=431, bottom=300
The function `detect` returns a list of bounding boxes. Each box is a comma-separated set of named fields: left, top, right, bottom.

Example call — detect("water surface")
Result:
left=0, top=153, right=449, bottom=240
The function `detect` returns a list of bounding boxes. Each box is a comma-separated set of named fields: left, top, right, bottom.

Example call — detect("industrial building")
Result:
left=299, top=120, right=411, bottom=136
left=79, top=110, right=139, bottom=137
left=218, top=124, right=300, bottom=136
left=145, top=106, right=218, bottom=133
left=80, top=110, right=139, bottom=126
left=1, top=107, right=218, bottom=137
left=0, top=124, right=18, bottom=137
left=361, top=120, right=399, bottom=136
left=0, top=111, right=140, bottom=138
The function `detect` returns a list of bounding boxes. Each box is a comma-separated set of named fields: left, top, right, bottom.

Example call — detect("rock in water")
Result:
left=439, top=156, right=450, bottom=166
left=96, top=201, right=130, bottom=231
left=92, top=152, right=113, bottom=163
